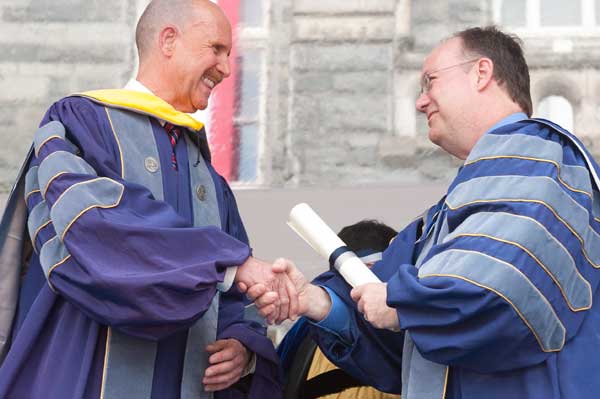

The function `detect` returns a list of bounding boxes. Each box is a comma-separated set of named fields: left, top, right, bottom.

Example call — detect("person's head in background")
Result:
left=337, top=220, right=397, bottom=269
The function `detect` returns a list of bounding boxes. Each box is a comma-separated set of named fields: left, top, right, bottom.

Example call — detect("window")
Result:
left=240, top=0, right=264, bottom=28
left=235, top=0, right=268, bottom=183
left=499, top=0, right=526, bottom=28
left=235, top=49, right=264, bottom=181
left=494, top=0, right=599, bottom=31
left=541, top=0, right=581, bottom=26
left=204, top=0, right=269, bottom=183
left=536, top=95, right=574, bottom=132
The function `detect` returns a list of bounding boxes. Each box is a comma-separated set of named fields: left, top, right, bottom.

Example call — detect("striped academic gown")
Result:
left=0, top=91, right=281, bottom=398
left=312, top=114, right=600, bottom=398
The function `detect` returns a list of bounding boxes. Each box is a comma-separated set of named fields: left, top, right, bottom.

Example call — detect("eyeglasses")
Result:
left=419, top=59, right=479, bottom=94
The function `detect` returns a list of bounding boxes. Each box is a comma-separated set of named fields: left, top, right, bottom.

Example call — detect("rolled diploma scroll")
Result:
left=287, top=203, right=381, bottom=288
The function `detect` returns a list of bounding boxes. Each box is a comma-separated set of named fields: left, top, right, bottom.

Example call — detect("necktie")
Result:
left=164, top=122, right=181, bottom=171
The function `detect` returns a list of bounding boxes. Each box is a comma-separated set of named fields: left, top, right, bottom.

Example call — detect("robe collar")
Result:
left=74, top=88, right=204, bottom=132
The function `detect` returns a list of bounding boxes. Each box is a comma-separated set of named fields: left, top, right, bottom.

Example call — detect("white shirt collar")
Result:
left=124, top=79, right=207, bottom=130
left=124, top=78, right=154, bottom=95
left=124, top=79, right=166, bottom=126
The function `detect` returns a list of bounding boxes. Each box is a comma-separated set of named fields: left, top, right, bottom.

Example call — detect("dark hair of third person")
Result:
left=337, top=220, right=397, bottom=254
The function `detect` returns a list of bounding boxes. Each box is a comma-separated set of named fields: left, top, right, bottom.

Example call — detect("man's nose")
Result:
left=217, top=55, right=231, bottom=78
left=415, top=92, right=429, bottom=113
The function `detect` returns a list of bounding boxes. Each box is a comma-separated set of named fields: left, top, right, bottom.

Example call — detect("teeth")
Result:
left=203, top=77, right=216, bottom=89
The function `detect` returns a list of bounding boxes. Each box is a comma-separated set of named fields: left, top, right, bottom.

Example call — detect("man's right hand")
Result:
left=245, top=259, right=333, bottom=323
left=235, top=256, right=300, bottom=324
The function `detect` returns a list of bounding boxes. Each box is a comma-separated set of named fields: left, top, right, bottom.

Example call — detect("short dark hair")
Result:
left=454, top=26, right=532, bottom=117
left=337, top=220, right=397, bottom=254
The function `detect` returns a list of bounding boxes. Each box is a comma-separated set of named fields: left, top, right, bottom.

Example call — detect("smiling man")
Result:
left=252, top=26, right=600, bottom=399
left=0, top=1, right=294, bottom=398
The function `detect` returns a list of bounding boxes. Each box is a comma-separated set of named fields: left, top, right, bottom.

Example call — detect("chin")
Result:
left=193, top=99, right=209, bottom=112
left=428, top=130, right=442, bottom=146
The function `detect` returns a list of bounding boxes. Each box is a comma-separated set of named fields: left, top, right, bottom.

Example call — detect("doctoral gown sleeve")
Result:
left=307, top=216, right=425, bottom=394
left=387, top=122, right=600, bottom=373
left=26, top=97, right=251, bottom=340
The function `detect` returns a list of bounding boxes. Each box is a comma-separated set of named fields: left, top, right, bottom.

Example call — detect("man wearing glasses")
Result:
left=252, top=26, right=600, bottom=398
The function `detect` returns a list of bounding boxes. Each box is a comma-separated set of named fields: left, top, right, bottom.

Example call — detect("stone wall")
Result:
left=273, top=0, right=600, bottom=186
left=2, top=0, right=600, bottom=191
left=276, top=0, right=399, bottom=186
left=271, top=0, right=489, bottom=186
left=0, top=0, right=140, bottom=189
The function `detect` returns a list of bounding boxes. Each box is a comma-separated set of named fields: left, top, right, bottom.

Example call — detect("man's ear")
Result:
left=158, top=26, right=178, bottom=57
left=475, top=57, right=494, bottom=91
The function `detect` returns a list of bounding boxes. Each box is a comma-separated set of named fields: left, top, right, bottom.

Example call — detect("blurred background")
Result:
left=1, top=0, right=599, bottom=278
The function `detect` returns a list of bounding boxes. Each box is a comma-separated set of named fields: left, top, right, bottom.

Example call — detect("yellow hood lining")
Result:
left=75, top=90, right=204, bottom=132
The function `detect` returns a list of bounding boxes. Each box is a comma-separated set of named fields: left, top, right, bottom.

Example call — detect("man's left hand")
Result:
left=203, top=339, right=251, bottom=392
left=350, top=283, right=400, bottom=330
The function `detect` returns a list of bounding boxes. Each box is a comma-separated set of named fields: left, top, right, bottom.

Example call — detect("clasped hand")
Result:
left=235, top=257, right=303, bottom=324
left=238, top=258, right=400, bottom=331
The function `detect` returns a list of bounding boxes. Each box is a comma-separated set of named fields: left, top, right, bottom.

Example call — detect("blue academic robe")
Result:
left=0, top=96, right=282, bottom=398
left=311, top=118, right=600, bottom=398
left=306, top=215, right=426, bottom=394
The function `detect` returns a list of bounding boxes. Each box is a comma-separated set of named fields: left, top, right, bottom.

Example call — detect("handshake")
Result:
left=233, top=256, right=400, bottom=330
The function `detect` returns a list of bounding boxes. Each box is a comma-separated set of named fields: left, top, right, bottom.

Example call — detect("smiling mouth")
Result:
left=427, top=110, right=438, bottom=122
left=202, top=75, right=217, bottom=89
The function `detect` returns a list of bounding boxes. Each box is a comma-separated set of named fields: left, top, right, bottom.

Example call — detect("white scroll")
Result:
left=287, top=203, right=381, bottom=288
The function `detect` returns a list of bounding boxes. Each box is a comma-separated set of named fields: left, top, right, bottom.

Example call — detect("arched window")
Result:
left=536, top=95, right=574, bottom=132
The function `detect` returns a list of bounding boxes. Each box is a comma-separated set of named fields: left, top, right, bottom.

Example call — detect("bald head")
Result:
left=134, top=0, right=232, bottom=112
left=135, top=0, right=227, bottom=62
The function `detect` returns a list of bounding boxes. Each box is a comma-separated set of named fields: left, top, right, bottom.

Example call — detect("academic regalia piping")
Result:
left=0, top=93, right=282, bottom=398
left=311, top=118, right=600, bottom=399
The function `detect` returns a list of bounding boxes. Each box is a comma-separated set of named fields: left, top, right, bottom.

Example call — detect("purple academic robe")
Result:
left=0, top=96, right=282, bottom=398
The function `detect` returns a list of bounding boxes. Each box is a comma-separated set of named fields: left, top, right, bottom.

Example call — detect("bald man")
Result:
left=0, top=1, right=290, bottom=398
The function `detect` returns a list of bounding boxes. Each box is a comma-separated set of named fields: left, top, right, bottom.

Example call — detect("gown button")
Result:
left=144, top=157, right=159, bottom=173
left=196, top=184, right=206, bottom=201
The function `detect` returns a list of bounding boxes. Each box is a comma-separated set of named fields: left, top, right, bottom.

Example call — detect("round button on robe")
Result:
left=144, top=157, right=159, bottom=173
left=196, top=184, right=206, bottom=201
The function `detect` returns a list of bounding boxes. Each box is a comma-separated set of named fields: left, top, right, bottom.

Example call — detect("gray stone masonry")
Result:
left=0, top=0, right=139, bottom=190
left=282, top=0, right=397, bottom=186
left=3, top=0, right=600, bottom=190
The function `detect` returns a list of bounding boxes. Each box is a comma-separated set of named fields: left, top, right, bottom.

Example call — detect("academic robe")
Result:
left=311, top=116, right=600, bottom=398
left=0, top=92, right=282, bottom=398
left=305, top=215, right=425, bottom=395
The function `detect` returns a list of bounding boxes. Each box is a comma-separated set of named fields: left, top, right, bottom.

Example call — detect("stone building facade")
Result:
left=0, top=0, right=147, bottom=190
left=2, top=0, right=600, bottom=191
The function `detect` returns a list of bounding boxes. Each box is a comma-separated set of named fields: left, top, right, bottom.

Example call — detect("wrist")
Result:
left=241, top=346, right=255, bottom=377
left=300, top=284, right=332, bottom=322
left=234, top=256, right=255, bottom=283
